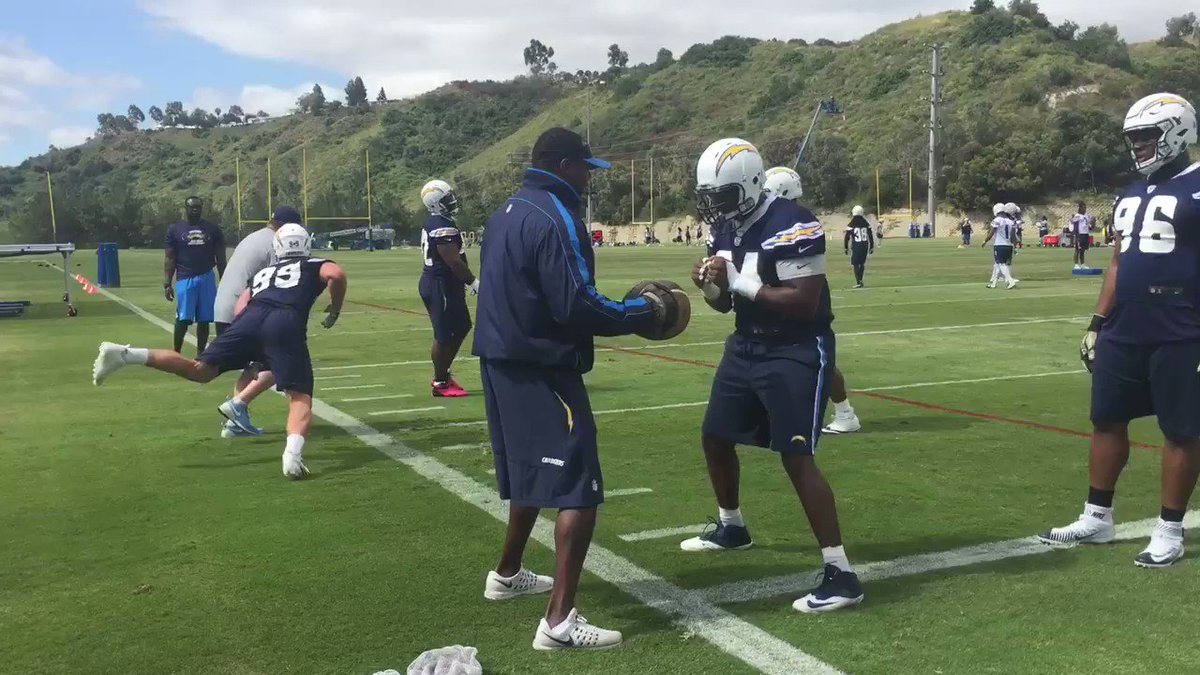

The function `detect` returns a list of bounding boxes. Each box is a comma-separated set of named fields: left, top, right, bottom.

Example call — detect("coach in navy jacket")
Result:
left=472, top=128, right=654, bottom=649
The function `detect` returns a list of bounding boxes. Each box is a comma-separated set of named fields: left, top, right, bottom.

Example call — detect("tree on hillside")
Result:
left=164, top=101, right=184, bottom=126
left=297, top=84, right=327, bottom=114
left=523, top=39, right=556, bottom=77
left=189, top=107, right=218, bottom=128
left=256, top=110, right=269, bottom=119
left=970, top=0, right=995, bottom=14
left=1073, top=24, right=1132, bottom=70
left=1052, top=20, right=1079, bottom=40
left=148, top=105, right=164, bottom=124
left=127, top=105, right=145, bottom=128
left=1162, top=13, right=1198, bottom=47
left=227, top=105, right=245, bottom=123
left=606, top=43, right=629, bottom=78
left=345, top=76, right=369, bottom=107
left=654, top=48, right=674, bottom=69
left=1007, top=0, right=1049, bottom=28
left=376, top=87, right=388, bottom=103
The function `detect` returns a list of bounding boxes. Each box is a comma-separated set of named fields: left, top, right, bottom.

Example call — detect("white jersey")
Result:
left=990, top=216, right=1014, bottom=247
left=214, top=227, right=277, bottom=324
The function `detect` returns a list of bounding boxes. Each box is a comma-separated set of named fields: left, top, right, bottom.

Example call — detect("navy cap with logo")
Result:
left=271, top=206, right=304, bottom=225
left=532, top=127, right=611, bottom=170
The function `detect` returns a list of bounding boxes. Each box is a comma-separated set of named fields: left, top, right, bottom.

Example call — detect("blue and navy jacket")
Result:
left=472, top=169, right=656, bottom=372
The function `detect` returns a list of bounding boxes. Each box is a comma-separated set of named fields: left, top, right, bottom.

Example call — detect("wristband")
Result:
left=729, top=274, right=763, bottom=300
left=1087, top=314, right=1105, bottom=332
left=701, top=282, right=722, bottom=301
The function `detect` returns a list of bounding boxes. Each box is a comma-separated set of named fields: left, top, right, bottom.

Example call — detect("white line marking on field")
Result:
left=619, top=524, right=707, bottom=542
left=322, top=384, right=386, bottom=392
left=315, top=374, right=362, bottom=381
left=314, top=316, right=1084, bottom=371
left=438, top=443, right=488, bottom=451
left=341, top=393, right=416, bottom=403
left=367, top=406, right=445, bottom=416
left=697, top=511, right=1200, bottom=605
left=856, top=369, right=1086, bottom=392
left=607, top=487, right=654, bottom=497
left=91, top=280, right=839, bottom=675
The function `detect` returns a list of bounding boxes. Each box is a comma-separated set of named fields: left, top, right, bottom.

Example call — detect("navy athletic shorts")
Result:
left=199, top=304, right=314, bottom=395
left=993, top=245, right=1014, bottom=265
left=702, top=332, right=835, bottom=455
left=850, top=244, right=869, bottom=266
left=1090, top=335, right=1200, bottom=441
left=419, top=274, right=472, bottom=344
left=481, top=359, right=603, bottom=509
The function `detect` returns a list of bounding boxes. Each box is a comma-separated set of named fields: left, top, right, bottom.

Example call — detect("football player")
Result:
left=981, top=202, right=1019, bottom=289
left=1070, top=202, right=1096, bottom=270
left=93, top=224, right=347, bottom=480
left=1039, top=93, right=1200, bottom=568
left=764, top=167, right=861, bottom=435
left=844, top=205, right=875, bottom=289
left=419, top=179, right=479, bottom=398
left=682, top=141, right=864, bottom=613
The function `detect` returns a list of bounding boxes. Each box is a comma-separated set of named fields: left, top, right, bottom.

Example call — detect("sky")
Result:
left=0, top=0, right=1182, bottom=166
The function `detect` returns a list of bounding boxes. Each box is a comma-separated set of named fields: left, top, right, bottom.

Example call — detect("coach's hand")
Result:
left=627, top=280, right=691, bottom=341
left=163, top=283, right=174, bottom=302
left=322, top=311, right=340, bottom=329
left=468, top=279, right=480, bottom=296
left=1080, top=314, right=1104, bottom=373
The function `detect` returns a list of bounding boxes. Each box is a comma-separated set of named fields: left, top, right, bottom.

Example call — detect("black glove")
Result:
left=322, top=311, right=340, bottom=329
left=1080, top=314, right=1104, bottom=373
left=625, top=280, right=691, bottom=341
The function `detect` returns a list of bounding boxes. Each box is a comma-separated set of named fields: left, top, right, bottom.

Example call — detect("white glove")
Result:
left=726, top=261, right=763, bottom=300
left=468, top=279, right=480, bottom=296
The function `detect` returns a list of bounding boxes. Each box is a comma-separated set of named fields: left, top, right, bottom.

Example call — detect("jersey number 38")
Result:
left=251, top=261, right=302, bottom=296
left=1114, top=196, right=1177, bottom=254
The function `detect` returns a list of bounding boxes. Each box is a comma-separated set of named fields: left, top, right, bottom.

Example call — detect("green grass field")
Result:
left=3, top=239, right=1197, bottom=675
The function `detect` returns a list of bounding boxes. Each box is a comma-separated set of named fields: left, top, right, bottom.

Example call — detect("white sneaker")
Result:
left=282, top=450, right=309, bottom=480
left=532, top=608, right=622, bottom=651
left=93, top=341, right=130, bottom=385
left=1037, top=507, right=1115, bottom=547
left=1007, top=279, right=1020, bottom=289
left=1073, top=264, right=1081, bottom=270
left=484, top=567, right=553, bottom=600
left=822, top=410, right=861, bottom=435
left=1134, top=521, right=1185, bottom=568
left=986, top=281, right=996, bottom=289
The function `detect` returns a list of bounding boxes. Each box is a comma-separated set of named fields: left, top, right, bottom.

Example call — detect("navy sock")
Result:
left=1087, top=487, right=1115, bottom=509
left=1161, top=507, right=1185, bottom=523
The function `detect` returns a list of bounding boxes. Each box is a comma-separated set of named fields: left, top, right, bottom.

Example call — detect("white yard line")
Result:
left=322, top=384, right=386, bottom=392
left=438, top=443, right=488, bottom=452
left=315, top=374, right=362, bottom=381
left=856, top=369, right=1086, bottom=392
left=607, top=487, right=654, bottom=497
left=90, top=279, right=840, bottom=675
left=367, top=406, right=445, bottom=416
left=342, top=393, right=415, bottom=403
left=619, top=525, right=708, bottom=542
left=697, top=511, right=1200, bottom=605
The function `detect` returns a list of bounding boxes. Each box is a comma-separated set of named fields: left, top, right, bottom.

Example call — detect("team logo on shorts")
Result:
left=592, top=480, right=599, bottom=492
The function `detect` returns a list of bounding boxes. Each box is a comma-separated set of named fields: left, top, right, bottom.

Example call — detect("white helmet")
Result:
left=992, top=203, right=1005, bottom=216
left=763, top=166, right=802, bottom=199
left=695, top=138, right=765, bottom=225
left=1004, top=202, right=1019, bottom=216
left=273, top=223, right=311, bottom=259
left=421, top=179, right=460, bottom=216
left=851, top=205, right=865, bottom=217
left=1123, top=93, right=1197, bottom=176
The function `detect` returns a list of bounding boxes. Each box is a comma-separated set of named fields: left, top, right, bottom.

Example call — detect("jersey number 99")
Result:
left=1114, top=196, right=1177, bottom=254
left=251, top=261, right=302, bottom=296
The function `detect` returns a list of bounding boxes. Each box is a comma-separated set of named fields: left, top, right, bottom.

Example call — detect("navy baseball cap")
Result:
left=532, top=127, right=611, bottom=170
left=272, top=206, right=303, bottom=225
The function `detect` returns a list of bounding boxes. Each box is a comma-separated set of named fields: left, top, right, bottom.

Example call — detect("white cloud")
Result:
left=140, top=0, right=1180, bottom=102
left=187, top=81, right=338, bottom=117
left=47, top=125, right=93, bottom=149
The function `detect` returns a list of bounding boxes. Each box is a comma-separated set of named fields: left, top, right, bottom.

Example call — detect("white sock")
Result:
left=1002, top=264, right=1014, bottom=282
left=1084, top=503, right=1113, bottom=522
left=822, top=545, right=853, bottom=573
left=232, top=396, right=246, bottom=406
left=550, top=611, right=577, bottom=634
left=833, top=399, right=853, bottom=416
left=124, top=347, right=149, bottom=365
left=1156, top=518, right=1184, bottom=538
left=989, top=264, right=999, bottom=283
left=719, top=507, right=745, bottom=528
left=285, top=433, right=305, bottom=456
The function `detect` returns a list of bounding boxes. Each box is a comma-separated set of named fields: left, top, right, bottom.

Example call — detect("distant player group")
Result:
left=90, top=90, right=1199, bottom=649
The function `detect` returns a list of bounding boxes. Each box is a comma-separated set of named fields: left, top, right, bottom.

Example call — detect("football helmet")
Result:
left=851, top=205, right=865, bottom=217
left=1123, top=93, right=1197, bottom=176
left=1004, top=202, right=1019, bottom=217
left=992, top=203, right=1005, bottom=217
left=695, top=138, right=765, bottom=227
left=763, top=166, right=802, bottom=199
left=273, top=223, right=312, bottom=259
left=421, top=179, right=460, bottom=216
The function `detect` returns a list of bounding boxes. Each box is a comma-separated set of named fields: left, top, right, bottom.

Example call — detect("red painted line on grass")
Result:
left=598, top=344, right=717, bottom=369
left=345, top=299, right=426, bottom=316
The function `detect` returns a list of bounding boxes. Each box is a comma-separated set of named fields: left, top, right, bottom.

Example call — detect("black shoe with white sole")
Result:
left=793, top=564, right=865, bottom=613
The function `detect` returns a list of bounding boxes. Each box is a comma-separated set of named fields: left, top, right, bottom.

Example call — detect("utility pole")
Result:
left=927, top=44, right=942, bottom=237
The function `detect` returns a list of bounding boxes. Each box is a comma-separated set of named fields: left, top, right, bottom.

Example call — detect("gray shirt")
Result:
left=214, top=227, right=277, bottom=323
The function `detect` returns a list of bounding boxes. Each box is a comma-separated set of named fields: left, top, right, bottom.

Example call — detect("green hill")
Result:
left=1, top=7, right=1197, bottom=246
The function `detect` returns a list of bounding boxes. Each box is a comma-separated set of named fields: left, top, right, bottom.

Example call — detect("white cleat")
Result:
left=1073, top=264, right=1082, bottom=270
left=484, top=567, right=553, bottom=600
left=282, top=450, right=309, bottom=480
left=1007, top=279, right=1020, bottom=289
left=986, top=282, right=997, bottom=289
left=1037, top=508, right=1115, bottom=547
left=822, top=411, right=861, bottom=435
left=1134, top=522, right=1185, bottom=568
left=93, top=341, right=129, bottom=386
left=532, top=608, right=622, bottom=651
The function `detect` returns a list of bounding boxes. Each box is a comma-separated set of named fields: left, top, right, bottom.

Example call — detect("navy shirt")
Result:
left=248, top=256, right=330, bottom=326
left=165, top=220, right=224, bottom=279
left=845, top=215, right=875, bottom=252
left=708, top=195, right=833, bottom=342
left=1107, top=161, right=1200, bottom=344
left=472, top=169, right=656, bottom=373
left=421, top=214, right=466, bottom=282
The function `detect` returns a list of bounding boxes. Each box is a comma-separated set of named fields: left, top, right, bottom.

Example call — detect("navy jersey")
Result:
left=708, top=195, right=833, bottom=340
left=165, top=219, right=224, bottom=279
left=1107, top=161, right=1200, bottom=344
left=421, top=214, right=466, bottom=281
left=247, top=256, right=330, bottom=324
left=844, top=216, right=874, bottom=252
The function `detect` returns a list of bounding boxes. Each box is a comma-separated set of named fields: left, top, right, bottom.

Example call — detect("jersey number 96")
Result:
left=1114, top=196, right=1177, bottom=254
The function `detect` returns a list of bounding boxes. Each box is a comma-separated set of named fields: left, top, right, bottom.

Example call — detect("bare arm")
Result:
left=233, top=288, right=251, bottom=317
left=436, top=241, right=475, bottom=286
left=1095, top=244, right=1120, bottom=317
left=320, top=262, right=348, bottom=314
left=750, top=276, right=824, bottom=320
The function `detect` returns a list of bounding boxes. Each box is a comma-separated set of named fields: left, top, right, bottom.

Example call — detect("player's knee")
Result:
left=1092, top=420, right=1128, bottom=437
left=192, top=362, right=219, bottom=383
left=701, top=433, right=736, bottom=456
